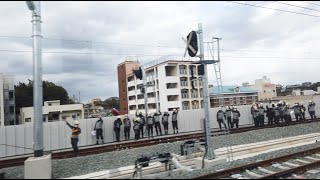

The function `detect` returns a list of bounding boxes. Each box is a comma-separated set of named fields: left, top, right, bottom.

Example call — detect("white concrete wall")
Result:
left=0, top=76, right=3, bottom=127
left=2, top=101, right=320, bottom=158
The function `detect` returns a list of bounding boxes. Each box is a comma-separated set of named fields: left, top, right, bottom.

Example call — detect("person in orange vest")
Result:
left=64, top=119, right=81, bottom=156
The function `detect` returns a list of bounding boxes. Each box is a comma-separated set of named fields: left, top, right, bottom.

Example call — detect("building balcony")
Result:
left=181, top=93, right=189, bottom=99
left=128, top=90, right=136, bottom=96
left=191, top=93, right=199, bottom=98
left=179, top=69, right=188, bottom=76
left=128, top=100, right=136, bottom=105
left=165, top=76, right=179, bottom=83
left=127, top=80, right=135, bottom=87
left=181, top=81, right=188, bottom=87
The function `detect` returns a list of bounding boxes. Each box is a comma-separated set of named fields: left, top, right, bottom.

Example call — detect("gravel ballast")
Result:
left=2, top=122, right=320, bottom=179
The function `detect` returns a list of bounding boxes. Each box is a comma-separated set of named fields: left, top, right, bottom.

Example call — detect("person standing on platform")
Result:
left=300, top=102, right=306, bottom=121
left=258, top=103, right=266, bottom=127
left=94, top=115, right=104, bottom=145
left=232, top=106, right=241, bottom=129
left=114, top=116, right=122, bottom=142
left=64, top=119, right=81, bottom=156
left=284, top=104, right=291, bottom=125
left=217, top=107, right=227, bottom=130
left=146, top=112, right=154, bottom=138
left=162, top=112, right=170, bottom=135
left=308, top=101, right=316, bottom=120
left=133, top=117, right=141, bottom=141
left=293, top=103, right=302, bottom=121
left=136, top=111, right=145, bottom=138
left=266, top=105, right=273, bottom=125
left=225, top=106, right=233, bottom=129
left=123, top=115, right=131, bottom=140
left=172, top=109, right=179, bottom=134
left=153, top=111, right=163, bottom=136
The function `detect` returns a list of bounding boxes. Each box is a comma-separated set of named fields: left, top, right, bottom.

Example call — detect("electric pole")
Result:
left=198, top=23, right=215, bottom=160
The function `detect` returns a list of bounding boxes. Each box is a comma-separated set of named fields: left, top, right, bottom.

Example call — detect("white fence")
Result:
left=1, top=100, right=320, bottom=158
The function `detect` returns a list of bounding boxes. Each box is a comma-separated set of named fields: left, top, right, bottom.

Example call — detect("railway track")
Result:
left=1, top=118, right=319, bottom=169
left=193, top=146, right=320, bottom=179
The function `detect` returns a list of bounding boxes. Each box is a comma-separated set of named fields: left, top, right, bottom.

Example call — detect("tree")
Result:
left=15, top=80, right=75, bottom=116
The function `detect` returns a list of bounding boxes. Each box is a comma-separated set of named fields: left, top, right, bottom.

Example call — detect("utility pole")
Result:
left=198, top=23, right=215, bottom=160
left=79, top=91, right=81, bottom=104
left=27, top=1, right=44, bottom=157
left=142, top=66, right=148, bottom=117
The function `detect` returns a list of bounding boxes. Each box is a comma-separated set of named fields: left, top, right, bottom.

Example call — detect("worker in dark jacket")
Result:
left=308, top=101, right=316, bottom=120
left=64, top=119, right=81, bottom=156
left=172, top=109, right=179, bottom=134
left=258, top=103, right=266, bottom=127
left=274, top=104, right=280, bottom=125
left=217, top=107, right=227, bottom=130
left=253, top=106, right=259, bottom=127
left=146, top=112, right=154, bottom=138
left=136, top=111, right=145, bottom=138
left=299, top=102, right=306, bottom=121
left=162, top=112, right=170, bottom=135
left=114, top=116, right=122, bottom=142
left=123, top=115, right=131, bottom=140
left=278, top=102, right=285, bottom=123
left=225, top=106, right=233, bottom=129
left=292, top=103, right=302, bottom=121
left=133, top=117, right=141, bottom=141
left=153, top=111, right=162, bottom=136
left=284, top=104, right=291, bottom=125
left=232, top=106, right=241, bottom=129
left=266, top=105, right=273, bottom=125
left=94, top=115, right=104, bottom=145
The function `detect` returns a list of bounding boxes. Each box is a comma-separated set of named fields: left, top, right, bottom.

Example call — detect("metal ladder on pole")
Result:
left=205, top=38, right=234, bottom=162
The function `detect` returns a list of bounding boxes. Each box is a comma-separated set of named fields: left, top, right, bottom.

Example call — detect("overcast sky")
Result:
left=1, top=1, right=320, bottom=103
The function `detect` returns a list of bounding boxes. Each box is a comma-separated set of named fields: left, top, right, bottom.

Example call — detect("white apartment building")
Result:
left=127, top=60, right=204, bottom=114
left=20, top=100, right=84, bottom=124
left=0, top=74, right=15, bottom=126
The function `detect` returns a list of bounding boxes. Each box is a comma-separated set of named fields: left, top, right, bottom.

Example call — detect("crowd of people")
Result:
left=63, top=101, right=317, bottom=156
left=216, top=106, right=241, bottom=130
left=250, top=101, right=316, bottom=127
left=216, top=100, right=317, bottom=131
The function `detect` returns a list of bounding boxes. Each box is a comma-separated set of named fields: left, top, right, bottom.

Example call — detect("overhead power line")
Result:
left=304, top=1, right=320, bottom=7
left=226, top=1, right=320, bottom=17
left=0, top=49, right=320, bottom=60
left=0, top=36, right=317, bottom=55
left=0, top=49, right=181, bottom=57
left=275, top=1, right=320, bottom=13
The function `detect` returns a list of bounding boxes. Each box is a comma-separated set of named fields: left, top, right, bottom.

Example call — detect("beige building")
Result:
left=20, top=100, right=84, bottom=124
left=244, top=76, right=277, bottom=101
left=0, top=74, right=15, bottom=126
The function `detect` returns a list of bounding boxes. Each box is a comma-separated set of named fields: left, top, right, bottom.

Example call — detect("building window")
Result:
left=123, top=89, right=125, bottom=93
left=72, top=115, right=76, bottom=119
left=122, top=80, right=125, bottom=83
left=273, top=90, right=276, bottom=92
left=49, top=103, right=52, bottom=106
left=9, top=106, right=14, bottom=113
left=124, top=108, right=127, bottom=111
left=264, top=90, right=266, bottom=93
left=25, top=118, right=31, bottom=122
left=123, top=98, right=126, bottom=102
left=9, top=92, right=14, bottom=99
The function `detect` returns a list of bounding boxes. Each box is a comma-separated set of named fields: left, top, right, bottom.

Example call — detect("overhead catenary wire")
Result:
left=275, top=1, right=320, bottom=13
left=304, top=1, right=320, bottom=7
left=226, top=1, right=320, bottom=17
left=0, top=35, right=317, bottom=54
left=1, top=49, right=320, bottom=61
